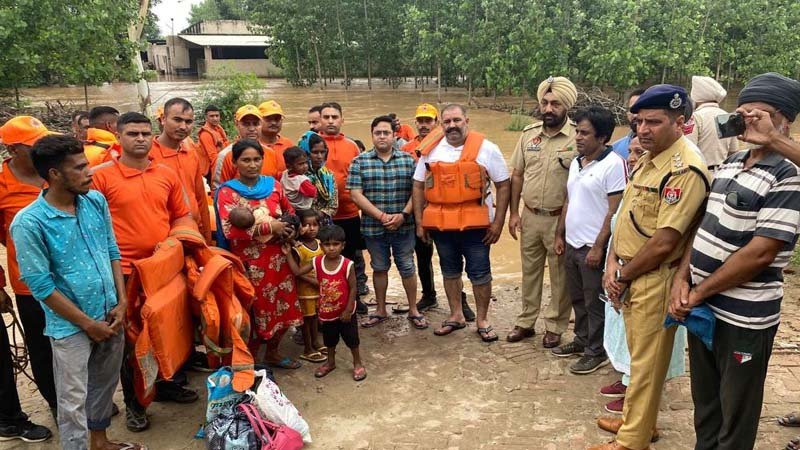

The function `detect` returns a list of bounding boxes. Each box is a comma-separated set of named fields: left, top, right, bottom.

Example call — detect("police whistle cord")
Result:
left=3, top=310, right=35, bottom=383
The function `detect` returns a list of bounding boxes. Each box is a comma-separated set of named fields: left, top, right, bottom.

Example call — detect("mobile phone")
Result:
left=716, top=112, right=745, bottom=139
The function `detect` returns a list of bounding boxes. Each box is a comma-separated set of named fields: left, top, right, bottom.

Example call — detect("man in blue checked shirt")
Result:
left=10, top=135, right=144, bottom=450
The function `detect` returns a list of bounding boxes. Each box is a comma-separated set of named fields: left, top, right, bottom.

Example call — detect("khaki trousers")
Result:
left=616, top=264, right=678, bottom=450
left=514, top=208, right=571, bottom=333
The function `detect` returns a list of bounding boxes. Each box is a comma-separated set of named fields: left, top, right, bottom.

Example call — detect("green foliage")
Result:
left=188, top=0, right=246, bottom=24
left=506, top=113, right=533, bottom=131
left=0, top=0, right=140, bottom=106
left=245, top=0, right=800, bottom=93
left=193, top=71, right=264, bottom=136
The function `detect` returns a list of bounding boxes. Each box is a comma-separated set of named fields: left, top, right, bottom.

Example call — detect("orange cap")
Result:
left=235, top=105, right=262, bottom=122
left=415, top=103, right=438, bottom=119
left=0, top=116, right=55, bottom=146
left=155, top=106, right=164, bottom=120
left=258, top=100, right=284, bottom=118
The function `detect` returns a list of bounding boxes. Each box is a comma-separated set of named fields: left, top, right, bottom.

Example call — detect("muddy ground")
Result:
left=4, top=271, right=800, bottom=450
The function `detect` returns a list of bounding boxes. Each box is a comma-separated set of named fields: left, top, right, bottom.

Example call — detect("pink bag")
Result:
left=238, top=402, right=304, bottom=450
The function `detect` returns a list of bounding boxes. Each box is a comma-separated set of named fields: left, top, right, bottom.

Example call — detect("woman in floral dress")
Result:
left=214, top=139, right=303, bottom=369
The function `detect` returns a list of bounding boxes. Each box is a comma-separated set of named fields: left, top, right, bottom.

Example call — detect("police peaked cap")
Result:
left=630, top=84, right=689, bottom=114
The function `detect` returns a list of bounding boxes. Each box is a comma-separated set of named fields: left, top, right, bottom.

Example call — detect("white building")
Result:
left=145, top=20, right=280, bottom=77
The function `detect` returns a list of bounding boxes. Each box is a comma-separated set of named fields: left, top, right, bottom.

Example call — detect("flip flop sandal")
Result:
left=314, top=364, right=336, bottom=378
left=315, top=346, right=328, bottom=355
left=780, top=413, right=800, bottom=427
left=299, top=352, right=327, bottom=363
left=433, top=320, right=467, bottom=336
left=365, top=300, right=399, bottom=306
left=392, top=304, right=410, bottom=314
left=361, top=314, right=389, bottom=328
left=788, top=437, right=800, bottom=450
left=407, top=315, right=428, bottom=329
left=477, top=325, right=499, bottom=342
left=118, top=443, right=148, bottom=450
left=353, top=367, right=367, bottom=381
left=270, top=356, right=302, bottom=369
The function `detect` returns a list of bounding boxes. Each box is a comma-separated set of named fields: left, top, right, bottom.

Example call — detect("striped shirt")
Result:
left=689, top=150, right=800, bottom=329
left=346, top=148, right=415, bottom=237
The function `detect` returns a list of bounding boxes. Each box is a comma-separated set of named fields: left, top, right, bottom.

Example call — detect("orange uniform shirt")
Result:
left=84, top=128, right=120, bottom=167
left=197, top=123, right=230, bottom=177
left=322, top=133, right=361, bottom=220
left=396, top=123, right=418, bottom=142
left=91, top=158, right=191, bottom=274
left=400, top=136, right=423, bottom=161
left=150, top=137, right=212, bottom=241
left=213, top=136, right=293, bottom=190
left=0, top=160, right=44, bottom=294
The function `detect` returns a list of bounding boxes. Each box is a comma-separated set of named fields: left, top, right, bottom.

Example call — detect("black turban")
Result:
left=738, top=72, right=800, bottom=122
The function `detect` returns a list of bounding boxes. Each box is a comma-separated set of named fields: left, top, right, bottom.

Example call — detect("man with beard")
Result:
left=671, top=73, right=800, bottom=450
left=401, top=103, right=475, bottom=319
left=591, top=85, right=710, bottom=450
left=150, top=98, right=211, bottom=242
left=611, top=89, right=646, bottom=159
left=412, top=104, right=509, bottom=341
left=506, top=76, right=578, bottom=348
left=308, top=105, right=323, bottom=132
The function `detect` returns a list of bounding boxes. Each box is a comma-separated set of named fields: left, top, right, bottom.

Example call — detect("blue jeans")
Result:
left=364, top=229, right=416, bottom=278
left=430, top=229, right=492, bottom=285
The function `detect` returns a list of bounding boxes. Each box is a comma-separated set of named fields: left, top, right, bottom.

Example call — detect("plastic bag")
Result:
left=249, top=369, right=312, bottom=443
left=205, top=397, right=259, bottom=450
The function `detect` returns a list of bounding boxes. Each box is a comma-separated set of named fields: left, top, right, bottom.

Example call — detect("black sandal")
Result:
left=477, top=325, right=499, bottom=342
left=434, top=320, right=466, bottom=336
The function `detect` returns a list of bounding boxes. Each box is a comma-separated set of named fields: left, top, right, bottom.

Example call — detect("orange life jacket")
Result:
left=419, top=131, right=490, bottom=231
left=125, top=224, right=256, bottom=407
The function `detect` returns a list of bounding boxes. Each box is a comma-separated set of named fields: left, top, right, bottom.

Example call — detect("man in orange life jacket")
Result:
left=321, top=101, right=370, bottom=311
left=197, top=104, right=229, bottom=179
left=401, top=103, right=475, bottom=320
left=150, top=98, right=212, bottom=242
left=412, top=104, right=510, bottom=341
left=84, top=106, right=120, bottom=167
left=258, top=100, right=294, bottom=173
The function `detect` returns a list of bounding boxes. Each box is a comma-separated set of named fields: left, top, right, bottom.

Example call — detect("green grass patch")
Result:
left=506, top=113, right=533, bottom=132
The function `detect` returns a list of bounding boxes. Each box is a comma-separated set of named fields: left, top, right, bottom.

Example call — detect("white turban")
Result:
left=691, top=76, right=727, bottom=104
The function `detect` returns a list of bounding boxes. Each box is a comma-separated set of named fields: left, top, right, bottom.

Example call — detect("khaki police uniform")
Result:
left=509, top=119, right=577, bottom=333
left=613, top=136, right=710, bottom=449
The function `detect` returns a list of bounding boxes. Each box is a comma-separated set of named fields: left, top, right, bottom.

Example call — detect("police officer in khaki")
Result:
left=590, top=85, right=710, bottom=450
left=507, top=76, right=578, bottom=348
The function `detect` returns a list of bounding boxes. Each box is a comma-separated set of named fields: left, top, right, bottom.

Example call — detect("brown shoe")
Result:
left=587, top=441, right=650, bottom=450
left=506, top=326, right=535, bottom=342
left=542, top=331, right=561, bottom=348
left=596, top=417, right=660, bottom=442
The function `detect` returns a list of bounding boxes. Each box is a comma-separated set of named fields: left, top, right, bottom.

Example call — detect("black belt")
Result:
left=526, top=205, right=562, bottom=216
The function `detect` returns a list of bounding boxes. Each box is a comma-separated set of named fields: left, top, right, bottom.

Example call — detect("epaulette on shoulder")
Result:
left=523, top=121, right=543, bottom=132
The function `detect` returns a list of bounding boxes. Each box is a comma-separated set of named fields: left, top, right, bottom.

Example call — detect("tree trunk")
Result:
left=14, top=86, right=21, bottom=109
left=715, top=48, right=722, bottom=80
left=334, top=2, right=348, bottom=89
left=436, top=60, right=442, bottom=103
left=362, top=0, right=372, bottom=90
left=467, top=77, right=472, bottom=105
left=84, top=83, right=89, bottom=110
left=294, top=46, right=303, bottom=84
left=312, top=39, right=323, bottom=90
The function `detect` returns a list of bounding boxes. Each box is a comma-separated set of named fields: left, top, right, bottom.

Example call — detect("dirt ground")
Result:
left=3, top=273, right=800, bottom=450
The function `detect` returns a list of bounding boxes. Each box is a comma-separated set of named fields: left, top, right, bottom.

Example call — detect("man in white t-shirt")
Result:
left=554, top=106, right=627, bottom=374
left=412, top=104, right=510, bottom=342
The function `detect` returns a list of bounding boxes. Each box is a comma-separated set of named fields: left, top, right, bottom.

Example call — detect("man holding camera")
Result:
left=670, top=72, right=800, bottom=450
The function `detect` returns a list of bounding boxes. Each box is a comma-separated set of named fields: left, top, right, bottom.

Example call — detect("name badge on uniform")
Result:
left=526, top=136, right=542, bottom=152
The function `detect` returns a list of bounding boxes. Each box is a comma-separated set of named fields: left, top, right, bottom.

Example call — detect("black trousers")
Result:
left=0, top=315, right=24, bottom=424
left=414, top=236, right=436, bottom=299
left=688, top=319, right=777, bottom=450
left=14, top=295, right=57, bottom=408
left=563, top=245, right=605, bottom=357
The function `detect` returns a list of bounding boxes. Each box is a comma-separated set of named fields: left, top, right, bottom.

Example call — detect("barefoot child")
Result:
left=283, top=225, right=366, bottom=381
left=290, top=209, right=326, bottom=362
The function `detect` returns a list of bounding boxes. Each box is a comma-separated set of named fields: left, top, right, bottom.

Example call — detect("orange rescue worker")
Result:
left=401, top=103, right=440, bottom=161
left=197, top=104, right=229, bottom=178
left=212, top=105, right=281, bottom=190
left=258, top=100, right=294, bottom=173
left=92, top=111, right=198, bottom=432
left=84, top=106, right=121, bottom=167
left=389, top=112, right=418, bottom=144
left=0, top=116, right=59, bottom=416
left=150, top=98, right=212, bottom=242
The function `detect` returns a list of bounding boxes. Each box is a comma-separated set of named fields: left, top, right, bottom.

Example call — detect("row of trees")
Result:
left=241, top=0, right=800, bottom=98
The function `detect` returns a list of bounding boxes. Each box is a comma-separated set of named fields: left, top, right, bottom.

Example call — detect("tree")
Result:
left=189, top=0, right=246, bottom=24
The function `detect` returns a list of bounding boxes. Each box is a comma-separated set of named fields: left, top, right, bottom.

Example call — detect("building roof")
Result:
left=178, top=34, right=271, bottom=47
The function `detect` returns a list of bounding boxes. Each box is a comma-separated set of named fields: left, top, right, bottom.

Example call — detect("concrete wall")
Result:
left=183, top=20, right=253, bottom=35
left=203, top=58, right=282, bottom=78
